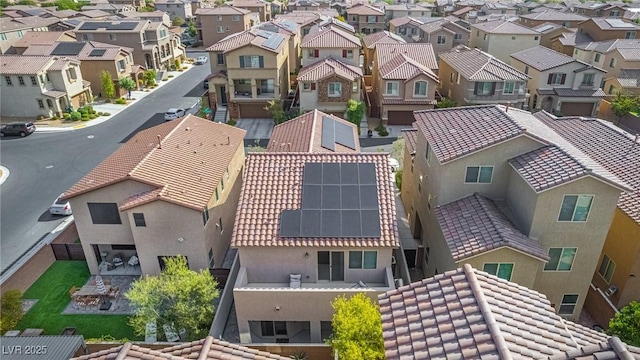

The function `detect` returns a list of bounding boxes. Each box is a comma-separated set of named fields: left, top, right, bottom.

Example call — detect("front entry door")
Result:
left=318, top=251, right=344, bottom=281
left=220, top=86, right=227, bottom=105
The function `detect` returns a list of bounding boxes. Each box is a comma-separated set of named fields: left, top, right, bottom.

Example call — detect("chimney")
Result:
left=505, top=102, right=510, bottom=112
left=227, top=136, right=231, bottom=145
left=157, top=135, right=161, bottom=149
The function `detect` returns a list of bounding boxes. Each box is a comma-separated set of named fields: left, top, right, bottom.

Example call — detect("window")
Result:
left=218, top=217, right=223, bottom=233
left=483, top=34, right=487, bottom=40
left=117, top=59, right=126, bottom=72
left=524, top=66, right=529, bottom=75
left=342, top=49, right=354, bottom=58
left=503, top=81, right=515, bottom=94
left=46, top=99, right=53, bottom=108
left=625, top=31, right=636, bottom=39
left=261, top=321, right=287, bottom=336
left=474, top=82, right=494, bottom=95
left=483, top=263, right=513, bottom=281
left=217, top=25, right=225, bottom=33
left=217, top=53, right=224, bottom=65
left=558, top=195, right=593, bottom=222
left=425, top=142, right=430, bottom=163
left=352, top=82, right=358, bottom=92
left=610, top=10, right=620, bottom=17
left=534, top=35, right=539, bottom=40
left=544, top=248, right=577, bottom=271
left=133, top=213, right=146, bottom=227
left=424, top=246, right=430, bottom=265
left=465, top=166, right=493, bottom=183
left=450, top=72, right=455, bottom=83
left=367, top=15, right=376, bottom=23
left=437, top=35, right=446, bottom=44
left=348, top=251, right=377, bottom=269
left=18, top=76, right=25, bottom=85
left=208, top=249, right=215, bottom=268
left=232, top=15, right=240, bottom=21
left=214, top=187, right=219, bottom=202
left=67, top=68, right=77, bottom=81
left=385, top=81, right=399, bottom=95
left=30, top=76, right=37, bottom=86
left=548, top=73, right=565, bottom=85
left=454, top=33, right=462, bottom=40
left=608, top=84, right=615, bottom=95
left=581, top=73, right=594, bottom=86
left=609, top=58, right=616, bottom=68
left=594, top=53, right=601, bottom=62
left=111, top=244, right=136, bottom=251
left=82, top=34, right=93, bottom=41
left=5, top=76, right=11, bottom=86
left=88, top=203, right=122, bottom=224
left=46, top=73, right=50, bottom=82
left=511, top=36, right=516, bottom=40
left=414, top=81, right=427, bottom=96
left=221, top=177, right=225, bottom=191
left=303, top=82, right=311, bottom=90
left=559, top=294, right=578, bottom=315
left=598, top=254, right=615, bottom=283
left=17, top=30, right=23, bottom=38
left=240, top=55, right=263, bottom=68
left=159, top=29, right=167, bottom=38
left=308, top=49, right=319, bottom=58
left=574, top=49, right=579, bottom=55
left=226, top=167, right=230, bottom=180
left=37, top=99, right=45, bottom=109
left=328, top=82, right=342, bottom=97
left=109, top=33, right=117, bottom=41
left=0, top=34, right=6, bottom=40
left=203, top=207, right=210, bottom=225
left=217, top=15, right=222, bottom=21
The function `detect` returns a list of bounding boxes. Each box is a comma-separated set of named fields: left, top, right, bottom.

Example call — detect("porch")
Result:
left=91, top=244, right=142, bottom=276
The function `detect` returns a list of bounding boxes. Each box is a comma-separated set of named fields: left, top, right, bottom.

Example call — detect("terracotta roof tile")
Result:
left=471, top=19, right=540, bottom=35
left=232, top=153, right=399, bottom=248
left=63, top=115, right=246, bottom=211
left=159, top=336, right=290, bottom=359
left=301, top=26, right=360, bottom=48
left=434, top=193, right=549, bottom=261
left=267, top=109, right=360, bottom=153
left=375, top=43, right=438, bottom=70
left=196, top=5, right=251, bottom=15
left=0, top=55, right=57, bottom=74
left=73, top=343, right=183, bottom=360
left=297, top=57, right=362, bottom=82
left=379, top=264, right=613, bottom=359
left=362, top=30, right=405, bottom=49
left=388, top=16, right=424, bottom=28
left=346, top=3, right=385, bottom=15
left=206, top=29, right=289, bottom=53
left=440, top=46, right=529, bottom=81
left=520, top=10, right=589, bottom=22
left=511, top=46, right=577, bottom=71
left=378, top=53, right=438, bottom=82
left=381, top=98, right=436, bottom=105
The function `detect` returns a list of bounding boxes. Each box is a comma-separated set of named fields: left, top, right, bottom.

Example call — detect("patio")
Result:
left=62, top=275, right=138, bottom=315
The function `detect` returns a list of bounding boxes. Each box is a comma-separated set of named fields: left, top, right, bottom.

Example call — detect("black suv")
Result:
left=0, top=122, right=36, bottom=137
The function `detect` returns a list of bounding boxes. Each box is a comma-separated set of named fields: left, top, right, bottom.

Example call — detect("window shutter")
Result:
left=311, top=82, right=316, bottom=90
left=560, top=73, right=566, bottom=85
left=547, top=74, right=553, bottom=84
left=239, top=56, right=245, bottom=68
left=342, top=49, right=347, bottom=57
left=259, top=56, right=264, bottom=68
left=314, top=49, right=319, bottom=57
left=473, top=82, right=479, bottom=95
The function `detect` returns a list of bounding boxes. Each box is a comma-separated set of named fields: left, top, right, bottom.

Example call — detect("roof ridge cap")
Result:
left=473, top=193, right=514, bottom=247
left=463, top=264, right=514, bottom=360
left=197, top=336, right=215, bottom=360
left=115, top=343, right=133, bottom=360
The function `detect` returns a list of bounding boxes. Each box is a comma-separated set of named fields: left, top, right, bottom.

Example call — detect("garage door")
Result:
left=387, top=111, right=415, bottom=125
left=560, top=102, right=593, bottom=116
left=239, top=103, right=269, bottom=118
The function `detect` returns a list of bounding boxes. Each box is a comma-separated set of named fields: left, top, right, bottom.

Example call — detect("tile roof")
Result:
left=552, top=88, right=606, bottom=97
left=575, top=39, right=640, bottom=53
left=509, top=145, right=591, bottom=192
left=557, top=31, right=594, bottom=46
left=206, top=28, right=289, bottom=53
left=346, top=3, right=385, bottom=15
left=545, top=337, right=640, bottom=360
left=379, top=264, right=611, bottom=360
left=266, top=110, right=360, bottom=153
left=471, top=19, right=539, bottom=35
left=520, top=10, right=588, bottom=21
left=301, top=26, right=360, bottom=48
left=73, top=343, right=183, bottom=360
left=0, top=55, right=57, bottom=75
left=532, top=22, right=563, bottom=34
left=435, top=193, right=549, bottom=261
left=375, top=43, right=438, bottom=70
left=452, top=6, right=474, bottom=16
left=196, top=5, right=251, bottom=15
left=388, top=15, right=423, bottom=28
left=616, top=68, right=640, bottom=88
left=232, top=0, right=268, bottom=7
left=439, top=46, right=529, bottom=82
left=232, top=153, right=398, bottom=248
left=381, top=98, right=436, bottom=105
left=535, top=112, right=640, bottom=225
left=362, top=30, right=405, bottom=49
left=401, top=127, right=418, bottom=154
left=63, top=115, right=246, bottom=211
left=10, top=31, right=76, bottom=48
left=22, top=41, right=132, bottom=60
left=0, top=17, right=59, bottom=32
left=159, top=336, right=290, bottom=359
left=511, top=45, right=576, bottom=71
left=378, top=53, right=438, bottom=82
left=587, top=17, right=640, bottom=31
left=297, top=57, right=362, bottom=82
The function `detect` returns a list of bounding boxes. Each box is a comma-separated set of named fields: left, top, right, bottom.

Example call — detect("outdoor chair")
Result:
left=128, top=255, right=139, bottom=268
left=289, top=274, right=301, bottom=288
left=112, top=255, right=124, bottom=268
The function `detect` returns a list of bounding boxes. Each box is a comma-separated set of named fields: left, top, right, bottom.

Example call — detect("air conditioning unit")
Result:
left=394, top=278, right=404, bottom=288
left=605, top=285, right=618, bottom=297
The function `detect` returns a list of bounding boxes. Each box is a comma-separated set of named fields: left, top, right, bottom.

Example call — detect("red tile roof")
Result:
left=232, top=153, right=398, bottom=248
left=346, top=3, right=385, bottom=15
left=471, top=19, right=540, bottom=35
left=401, top=127, right=418, bottom=154
left=297, top=57, right=362, bottom=82
left=378, top=53, right=438, bottom=82
left=388, top=15, right=423, bottom=28
left=301, top=26, right=360, bottom=48
left=206, top=29, right=289, bottom=53
left=379, top=264, right=610, bottom=359
left=267, top=110, right=360, bottom=153
left=0, top=55, right=59, bottom=75
left=63, top=115, right=246, bottom=211
left=362, top=30, right=405, bottom=49
left=439, top=46, right=529, bottom=81
left=375, top=43, right=438, bottom=70
left=73, top=343, right=183, bottom=360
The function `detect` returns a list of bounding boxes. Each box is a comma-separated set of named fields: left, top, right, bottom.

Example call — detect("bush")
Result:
left=63, top=113, right=71, bottom=120
left=378, top=128, right=389, bottom=136
left=51, top=115, right=59, bottom=120
left=182, top=66, right=188, bottom=69
left=115, top=98, right=127, bottom=104
left=168, top=75, right=174, bottom=78
left=103, top=112, right=111, bottom=116
left=37, top=115, right=45, bottom=120
left=395, top=170, right=402, bottom=190
left=227, top=119, right=237, bottom=126
left=0, top=290, right=24, bottom=334
left=89, top=114, right=98, bottom=119
left=70, top=111, right=82, bottom=121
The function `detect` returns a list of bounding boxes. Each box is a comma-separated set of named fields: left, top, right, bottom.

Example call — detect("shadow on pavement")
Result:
left=37, top=210, right=68, bottom=222
left=184, top=83, right=207, bottom=98
left=120, top=113, right=166, bottom=143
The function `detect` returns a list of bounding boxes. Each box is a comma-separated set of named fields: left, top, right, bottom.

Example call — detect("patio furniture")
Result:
left=112, top=255, right=124, bottom=268
left=128, top=255, right=139, bottom=268
left=289, top=274, right=301, bottom=288
left=22, top=328, right=44, bottom=336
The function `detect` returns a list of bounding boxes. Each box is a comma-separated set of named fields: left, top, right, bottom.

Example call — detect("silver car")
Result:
left=49, top=194, right=72, bottom=216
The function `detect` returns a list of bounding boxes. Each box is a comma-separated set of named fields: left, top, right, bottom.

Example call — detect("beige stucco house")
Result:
left=400, top=105, right=630, bottom=320
left=153, top=0, right=193, bottom=21
left=8, top=30, right=77, bottom=54
left=232, top=152, right=398, bottom=343
left=578, top=18, right=639, bottom=42
left=346, top=3, right=385, bottom=34
left=573, top=39, right=640, bottom=85
left=362, top=31, right=405, bottom=75
left=0, top=17, right=58, bottom=54
left=255, top=18, right=302, bottom=74
left=383, top=3, right=434, bottom=22
left=232, top=0, right=271, bottom=21
left=62, top=115, right=246, bottom=276
left=519, top=10, right=588, bottom=29
left=469, top=20, right=540, bottom=64
left=195, top=5, right=251, bottom=49
left=1, top=55, right=92, bottom=119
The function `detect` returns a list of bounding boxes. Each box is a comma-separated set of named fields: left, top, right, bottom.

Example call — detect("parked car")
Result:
left=49, top=193, right=72, bottom=215
left=1, top=122, right=35, bottom=137
left=164, top=108, right=186, bottom=121
left=195, top=56, right=208, bottom=65
left=389, top=158, right=400, bottom=172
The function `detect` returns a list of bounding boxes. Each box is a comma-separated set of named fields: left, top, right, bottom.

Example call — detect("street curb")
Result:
left=0, top=166, right=9, bottom=186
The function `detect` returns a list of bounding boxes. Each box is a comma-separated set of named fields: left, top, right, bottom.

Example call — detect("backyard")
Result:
left=17, top=261, right=140, bottom=340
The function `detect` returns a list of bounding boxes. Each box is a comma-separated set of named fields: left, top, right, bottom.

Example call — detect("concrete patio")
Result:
left=62, top=275, right=138, bottom=315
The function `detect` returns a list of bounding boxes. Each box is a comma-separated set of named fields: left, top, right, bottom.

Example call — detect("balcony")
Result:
left=257, top=79, right=276, bottom=99
left=233, top=80, right=253, bottom=98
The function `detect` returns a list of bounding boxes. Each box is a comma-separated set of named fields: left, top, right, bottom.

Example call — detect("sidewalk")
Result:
left=35, top=64, right=195, bottom=133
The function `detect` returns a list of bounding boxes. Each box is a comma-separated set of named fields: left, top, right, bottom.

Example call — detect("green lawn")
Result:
left=17, top=261, right=140, bottom=340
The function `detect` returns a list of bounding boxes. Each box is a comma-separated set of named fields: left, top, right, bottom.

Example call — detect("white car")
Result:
left=389, top=158, right=400, bottom=172
left=49, top=194, right=72, bottom=216
left=195, top=56, right=208, bottom=65
left=164, top=108, right=185, bottom=121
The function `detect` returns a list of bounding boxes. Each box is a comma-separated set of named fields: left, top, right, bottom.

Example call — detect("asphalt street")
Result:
left=0, top=53, right=211, bottom=273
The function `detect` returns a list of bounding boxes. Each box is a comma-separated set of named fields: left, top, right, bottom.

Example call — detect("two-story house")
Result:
left=195, top=5, right=251, bottom=49
left=61, top=115, right=246, bottom=276
left=438, top=46, right=529, bottom=107
left=119, top=11, right=172, bottom=26
left=384, top=3, right=434, bottom=22
left=362, top=31, right=405, bottom=75
left=550, top=31, right=594, bottom=56
left=510, top=46, right=605, bottom=116
left=372, top=43, right=439, bottom=125
left=519, top=10, right=588, bottom=28
left=206, top=28, right=290, bottom=119
left=388, top=16, right=426, bottom=42
left=469, top=19, right=540, bottom=64
left=74, top=20, right=184, bottom=71
left=1, top=55, right=92, bottom=118
left=578, top=18, right=639, bottom=42
left=346, top=3, right=385, bottom=34
left=8, top=30, right=77, bottom=54
left=21, top=41, right=136, bottom=96
left=416, top=18, right=471, bottom=57
left=256, top=18, right=302, bottom=73
left=402, top=104, right=630, bottom=319
left=602, top=69, right=640, bottom=97
left=573, top=39, right=640, bottom=88
left=532, top=22, right=575, bottom=50
left=570, top=2, right=626, bottom=18
left=232, top=0, right=271, bottom=21
left=0, top=17, right=59, bottom=54
left=480, top=2, right=517, bottom=15
left=153, top=0, right=193, bottom=21
left=534, top=114, right=640, bottom=330
left=232, top=152, right=398, bottom=343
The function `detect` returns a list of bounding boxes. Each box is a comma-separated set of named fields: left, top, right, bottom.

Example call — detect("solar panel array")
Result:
left=79, top=21, right=139, bottom=31
left=279, top=162, right=381, bottom=238
left=263, top=33, right=285, bottom=50
left=321, top=116, right=356, bottom=151
left=88, top=49, right=107, bottom=57
left=254, top=29, right=273, bottom=39
left=536, top=24, right=554, bottom=33
left=51, top=42, right=85, bottom=56
left=605, top=18, right=635, bottom=28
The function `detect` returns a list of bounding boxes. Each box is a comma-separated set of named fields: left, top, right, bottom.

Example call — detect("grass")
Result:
left=17, top=261, right=139, bottom=340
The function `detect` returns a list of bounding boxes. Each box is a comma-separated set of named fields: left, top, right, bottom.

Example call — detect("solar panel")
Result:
left=301, top=209, right=321, bottom=237
left=280, top=211, right=301, bottom=237
left=359, top=185, right=378, bottom=210
left=358, top=163, right=377, bottom=185
left=341, top=185, right=360, bottom=209
left=341, top=210, right=361, bottom=237
left=51, top=42, right=85, bottom=56
left=321, top=116, right=335, bottom=151
left=321, top=210, right=342, bottom=237
left=303, top=163, right=323, bottom=184
left=322, top=185, right=341, bottom=209
left=88, top=49, right=107, bottom=57
left=302, top=185, right=322, bottom=209
left=255, top=30, right=272, bottom=39
left=361, top=210, right=381, bottom=237
left=79, top=22, right=103, bottom=30
left=263, top=33, right=285, bottom=50
left=335, top=121, right=356, bottom=150
left=340, top=163, right=359, bottom=184
left=605, top=19, right=635, bottom=28
left=536, top=24, right=554, bottom=33
left=322, top=163, right=340, bottom=184
left=109, top=22, right=139, bottom=30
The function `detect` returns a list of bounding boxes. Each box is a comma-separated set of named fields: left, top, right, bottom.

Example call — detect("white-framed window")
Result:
left=37, top=99, right=45, bottom=109
left=437, top=35, right=446, bottom=44
left=18, top=76, right=25, bottom=85
left=217, top=53, right=224, bottom=65
left=218, top=217, right=223, bottom=233
left=117, top=59, right=126, bottom=72
left=17, top=30, right=23, bottom=38
left=414, top=81, right=427, bottom=96
left=483, top=34, right=487, bottom=40
left=598, top=254, right=615, bottom=283
left=385, top=81, right=399, bottom=95
left=581, top=73, right=594, bottom=86
left=609, top=58, right=616, bottom=68
left=549, top=73, right=565, bottom=85
left=159, top=29, right=167, bottom=38
left=232, top=15, right=240, bottom=21
left=348, top=251, right=377, bottom=269
left=328, top=82, right=342, bottom=97
left=308, top=49, right=319, bottom=58
left=558, top=195, right=593, bottom=222
left=465, top=166, right=493, bottom=183
left=208, top=248, right=215, bottom=268
left=217, top=15, right=222, bottom=21
left=474, top=82, right=494, bottom=95
left=625, top=31, right=636, bottom=39
left=240, top=55, right=262, bottom=68
left=594, top=53, right=601, bottom=62
left=524, top=66, right=529, bottom=75
left=303, top=82, right=311, bottom=90
left=352, top=82, right=358, bottom=92
left=5, top=76, right=12, bottom=86
left=0, top=33, right=7, bottom=40
left=503, top=81, right=515, bottom=94
left=217, top=25, right=225, bottom=33
left=454, top=33, right=462, bottom=40
left=67, top=67, right=77, bottom=81
left=544, top=248, right=577, bottom=271
left=367, top=15, right=376, bottom=23
left=482, top=263, right=513, bottom=281
left=30, top=76, right=37, bottom=86
left=559, top=294, right=578, bottom=315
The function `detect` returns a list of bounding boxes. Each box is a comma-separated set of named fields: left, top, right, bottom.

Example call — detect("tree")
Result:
left=17, top=0, right=37, bottom=5
left=608, top=301, right=640, bottom=346
left=346, top=99, right=365, bottom=134
left=188, top=21, right=197, bottom=37
left=0, top=290, right=24, bottom=334
left=610, top=91, right=639, bottom=125
left=328, top=293, right=385, bottom=360
left=436, top=97, right=457, bottom=108
left=101, top=71, right=116, bottom=99
left=118, top=77, right=136, bottom=99
left=390, top=137, right=405, bottom=168
left=265, top=100, right=285, bottom=124
left=143, top=69, right=157, bottom=87
left=172, top=16, right=185, bottom=26
left=125, top=256, right=219, bottom=341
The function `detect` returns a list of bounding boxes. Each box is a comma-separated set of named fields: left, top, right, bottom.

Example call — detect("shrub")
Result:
left=37, top=115, right=45, bottom=120
left=97, top=112, right=104, bottom=116
left=51, top=115, right=59, bottom=120
left=115, top=98, right=127, bottom=104
left=0, top=290, right=24, bottom=334
left=63, top=113, right=71, bottom=120
left=174, top=59, right=181, bottom=69
left=89, top=114, right=98, bottom=119
left=182, top=66, right=188, bottom=69
left=227, top=119, right=237, bottom=126
left=103, top=112, right=111, bottom=116
left=168, top=75, right=174, bottom=78
left=70, top=111, right=82, bottom=121
left=395, top=170, right=402, bottom=190
left=378, top=128, right=389, bottom=136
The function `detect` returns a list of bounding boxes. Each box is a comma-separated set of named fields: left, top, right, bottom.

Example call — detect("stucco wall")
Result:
left=301, top=47, right=359, bottom=68
left=470, top=30, right=540, bottom=65
left=459, top=247, right=541, bottom=289
left=199, top=13, right=250, bottom=48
